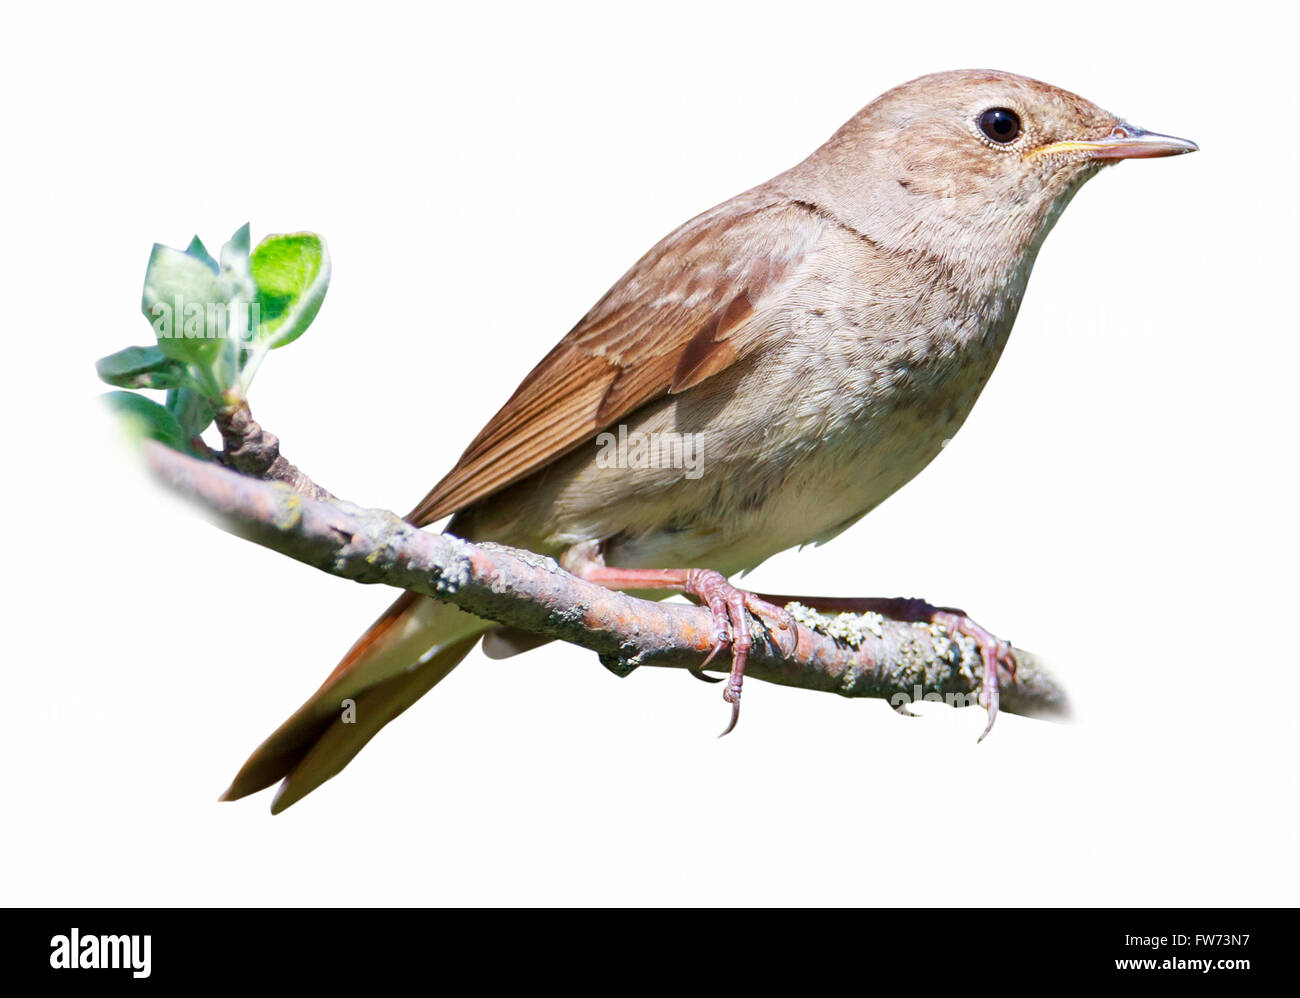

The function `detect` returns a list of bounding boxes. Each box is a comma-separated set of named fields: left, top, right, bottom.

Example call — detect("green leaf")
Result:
left=141, top=244, right=228, bottom=366
left=220, top=223, right=251, bottom=276
left=249, top=232, right=330, bottom=349
left=167, top=385, right=215, bottom=442
left=102, top=391, right=186, bottom=450
left=214, top=224, right=258, bottom=388
left=95, top=345, right=188, bottom=389
left=185, top=235, right=219, bottom=272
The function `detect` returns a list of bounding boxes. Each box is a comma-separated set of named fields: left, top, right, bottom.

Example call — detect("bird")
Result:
left=221, top=69, right=1196, bottom=812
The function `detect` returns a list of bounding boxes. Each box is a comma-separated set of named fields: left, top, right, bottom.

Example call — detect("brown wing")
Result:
left=405, top=196, right=822, bottom=527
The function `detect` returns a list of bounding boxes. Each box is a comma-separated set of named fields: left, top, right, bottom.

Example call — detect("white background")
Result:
left=3, top=0, right=1296, bottom=906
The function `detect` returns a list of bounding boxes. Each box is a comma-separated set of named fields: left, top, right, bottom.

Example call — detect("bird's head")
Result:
left=789, top=69, right=1197, bottom=291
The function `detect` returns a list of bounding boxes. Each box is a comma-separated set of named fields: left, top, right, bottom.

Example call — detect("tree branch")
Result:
left=141, top=439, right=1069, bottom=722
left=213, top=400, right=335, bottom=502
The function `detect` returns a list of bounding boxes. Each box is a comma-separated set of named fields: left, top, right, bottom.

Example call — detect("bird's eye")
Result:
left=978, top=108, right=1021, bottom=144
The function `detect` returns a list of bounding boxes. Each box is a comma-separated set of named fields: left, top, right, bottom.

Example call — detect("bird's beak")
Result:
left=1026, top=124, right=1199, bottom=162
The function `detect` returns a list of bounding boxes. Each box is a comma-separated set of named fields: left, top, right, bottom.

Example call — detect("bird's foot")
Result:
left=561, top=551, right=797, bottom=734
left=929, top=608, right=1016, bottom=742
left=751, top=593, right=1015, bottom=741
left=681, top=569, right=795, bottom=736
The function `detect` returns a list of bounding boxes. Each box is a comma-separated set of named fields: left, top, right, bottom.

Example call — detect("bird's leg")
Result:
left=561, top=544, right=795, bottom=736
left=755, top=594, right=1016, bottom=741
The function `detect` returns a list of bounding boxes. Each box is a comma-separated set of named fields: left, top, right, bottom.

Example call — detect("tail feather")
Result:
left=481, top=625, right=554, bottom=660
left=268, top=635, right=480, bottom=814
left=221, top=592, right=488, bottom=808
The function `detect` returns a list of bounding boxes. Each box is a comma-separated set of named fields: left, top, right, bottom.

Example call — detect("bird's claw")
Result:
left=687, top=664, right=725, bottom=684
left=688, top=639, right=726, bottom=683
left=719, top=680, right=742, bottom=737
left=684, top=569, right=796, bottom=735
left=931, top=609, right=1016, bottom=741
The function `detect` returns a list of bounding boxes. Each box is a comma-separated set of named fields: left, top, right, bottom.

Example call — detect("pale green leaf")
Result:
left=95, top=344, right=188, bottom=389
left=141, top=244, right=228, bottom=366
left=103, top=391, right=186, bottom=451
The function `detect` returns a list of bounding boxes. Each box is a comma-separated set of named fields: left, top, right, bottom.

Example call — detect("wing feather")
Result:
left=406, top=198, right=820, bottom=526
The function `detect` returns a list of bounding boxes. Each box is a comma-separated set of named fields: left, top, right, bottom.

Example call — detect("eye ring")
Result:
left=978, top=107, right=1021, bottom=144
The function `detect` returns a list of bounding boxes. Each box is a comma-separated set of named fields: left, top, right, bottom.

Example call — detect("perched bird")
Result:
left=223, top=69, right=1195, bottom=812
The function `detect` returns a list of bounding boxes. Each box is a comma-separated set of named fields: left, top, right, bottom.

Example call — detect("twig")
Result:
left=142, top=440, right=1069, bottom=721
left=214, top=400, right=335, bottom=502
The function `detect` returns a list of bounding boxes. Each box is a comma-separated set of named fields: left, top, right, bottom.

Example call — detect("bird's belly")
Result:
left=471, top=318, right=1002, bottom=575
left=599, top=378, right=977, bottom=573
